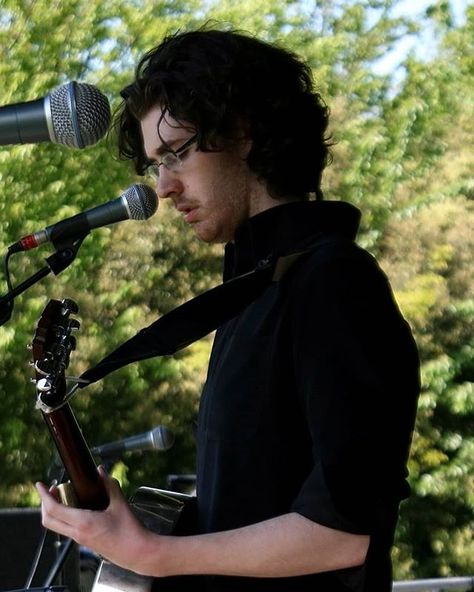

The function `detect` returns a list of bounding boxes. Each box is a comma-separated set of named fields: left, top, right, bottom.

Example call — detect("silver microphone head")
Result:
left=150, top=426, right=175, bottom=451
left=46, top=81, right=111, bottom=148
left=122, top=184, right=158, bottom=220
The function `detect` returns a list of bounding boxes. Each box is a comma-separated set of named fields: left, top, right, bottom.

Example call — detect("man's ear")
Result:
left=238, top=136, right=253, bottom=160
left=233, top=119, right=252, bottom=160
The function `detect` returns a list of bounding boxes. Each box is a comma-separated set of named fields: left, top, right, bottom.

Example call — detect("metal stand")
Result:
left=42, top=538, right=77, bottom=589
left=1, top=236, right=90, bottom=591
left=0, top=235, right=87, bottom=326
left=6, top=588, right=68, bottom=592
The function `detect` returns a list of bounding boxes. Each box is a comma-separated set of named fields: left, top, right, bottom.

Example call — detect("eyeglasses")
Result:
left=145, top=133, right=198, bottom=180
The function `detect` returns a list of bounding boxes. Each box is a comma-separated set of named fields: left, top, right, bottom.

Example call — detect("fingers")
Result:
left=36, top=473, right=123, bottom=516
left=35, top=480, right=52, bottom=498
left=98, top=465, right=126, bottom=504
left=36, top=481, right=82, bottom=540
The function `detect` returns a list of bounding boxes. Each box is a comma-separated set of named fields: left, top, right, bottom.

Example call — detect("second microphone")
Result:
left=8, top=184, right=158, bottom=253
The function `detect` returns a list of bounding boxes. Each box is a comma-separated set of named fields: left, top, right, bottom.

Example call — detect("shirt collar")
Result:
left=223, top=200, right=361, bottom=280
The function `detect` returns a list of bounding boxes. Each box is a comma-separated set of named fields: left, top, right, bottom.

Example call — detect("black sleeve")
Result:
left=289, top=246, right=419, bottom=534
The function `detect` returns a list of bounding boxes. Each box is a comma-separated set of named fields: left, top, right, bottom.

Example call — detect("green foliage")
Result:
left=380, top=199, right=474, bottom=578
left=0, top=0, right=221, bottom=505
left=0, top=0, right=472, bottom=581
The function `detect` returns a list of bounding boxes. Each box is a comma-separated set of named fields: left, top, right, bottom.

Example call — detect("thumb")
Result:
left=98, top=465, right=125, bottom=500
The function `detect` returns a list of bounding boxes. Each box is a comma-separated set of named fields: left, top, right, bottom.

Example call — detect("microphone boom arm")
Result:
left=0, top=233, right=87, bottom=326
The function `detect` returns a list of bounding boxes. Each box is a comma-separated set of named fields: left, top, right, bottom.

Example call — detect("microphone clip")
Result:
left=45, top=232, right=88, bottom=275
left=0, top=233, right=88, bottom=326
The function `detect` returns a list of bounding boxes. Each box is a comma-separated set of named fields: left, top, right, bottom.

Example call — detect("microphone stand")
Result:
left=0, top=235, right=89, bottom=591
left=42, top=539, right=77, bottom=591
left=0, top=234, right=87, bottom=326
left=22, top=465, right=76, bottom=592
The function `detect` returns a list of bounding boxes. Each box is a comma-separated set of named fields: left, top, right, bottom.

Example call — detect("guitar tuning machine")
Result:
left=69, top=318, right=81, bottom=331
left=61, top=298, right=79, bottom=315
left=34, top=359, right=51, bottom=376
left=36, top=377, right=52, bottom=393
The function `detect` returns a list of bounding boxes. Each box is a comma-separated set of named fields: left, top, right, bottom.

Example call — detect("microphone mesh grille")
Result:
left=123, top=184, right=158, bottom=220
left=49, top=82, right=111, bottom=148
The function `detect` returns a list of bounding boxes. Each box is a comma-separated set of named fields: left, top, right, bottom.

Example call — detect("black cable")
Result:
left=4, top=249, right=13, bottom=291
left=0, top=250, right=14, bottom=324
left=24, top=526, right=49, bottom=589
left=24, top=469, right=64, bottom=588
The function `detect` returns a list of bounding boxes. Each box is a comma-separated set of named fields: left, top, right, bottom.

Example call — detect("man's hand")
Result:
left=36, top=466, right=160, bottom=576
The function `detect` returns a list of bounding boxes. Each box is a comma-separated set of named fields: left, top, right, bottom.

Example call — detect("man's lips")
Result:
left=176, top=203, right=199, bottom=223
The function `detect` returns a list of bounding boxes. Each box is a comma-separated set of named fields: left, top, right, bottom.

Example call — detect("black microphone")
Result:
left=91, top=426, right=175, bottom=459
left=0, top=81, right=111, bottom=148
left=8, top=183, right=158, bottom=253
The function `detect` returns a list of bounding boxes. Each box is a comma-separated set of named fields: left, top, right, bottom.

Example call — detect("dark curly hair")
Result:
left=116, top=28, right=331, bottom=200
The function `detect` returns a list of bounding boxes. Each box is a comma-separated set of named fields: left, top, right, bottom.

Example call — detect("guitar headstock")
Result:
left=31, top=299, right=80, bottom=409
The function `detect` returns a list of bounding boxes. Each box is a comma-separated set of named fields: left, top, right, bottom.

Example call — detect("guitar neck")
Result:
left=43, top=403, right=109, bottom=510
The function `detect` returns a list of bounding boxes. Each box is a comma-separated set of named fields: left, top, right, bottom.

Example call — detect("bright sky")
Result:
left=393, top=0, right=469, bottom=21
left=374, top=0, right=469, bottom=76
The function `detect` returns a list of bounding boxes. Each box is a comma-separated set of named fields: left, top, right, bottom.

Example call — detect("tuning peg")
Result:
left=35, top=359, right=51, bottom=376
left=61, top=299, right=79, bottom=315
left=36, top=378, right=52, bottom=392
left=68, top=318, right=81, bottom=331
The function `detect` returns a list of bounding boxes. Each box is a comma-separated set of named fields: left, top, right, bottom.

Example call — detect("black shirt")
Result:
left=196, top=201, right=420, bottom=591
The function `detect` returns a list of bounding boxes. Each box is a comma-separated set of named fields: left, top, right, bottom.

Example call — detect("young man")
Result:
left=37, top=29, right=420, bottom=591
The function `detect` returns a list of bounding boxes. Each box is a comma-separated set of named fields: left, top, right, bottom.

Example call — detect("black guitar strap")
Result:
left=80, top=236, right=346, bottom=386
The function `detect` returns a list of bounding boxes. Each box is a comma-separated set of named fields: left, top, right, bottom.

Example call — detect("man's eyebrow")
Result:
left=152, top=135, right=187, bottom=157
left=144, top=142, right=171, bottom=164
left=152, top=143, right=170, bottom=158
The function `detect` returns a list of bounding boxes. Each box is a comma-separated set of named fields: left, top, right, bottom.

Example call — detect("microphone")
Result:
left=8, top=183, right=158, bottom=253
left=91, top=426, right=175, bottom=459
left=0, top=81, right=111, bottom=148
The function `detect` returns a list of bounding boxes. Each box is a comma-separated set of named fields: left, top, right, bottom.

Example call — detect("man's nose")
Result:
left=156, top=167, right=183, bottom=200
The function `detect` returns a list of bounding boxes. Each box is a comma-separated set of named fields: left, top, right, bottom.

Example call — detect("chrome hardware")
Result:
left=36, top=377, right=52, bottom=392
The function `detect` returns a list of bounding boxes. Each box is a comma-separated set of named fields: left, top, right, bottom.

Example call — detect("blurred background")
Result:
left=0, top=0, right=472, bottom=586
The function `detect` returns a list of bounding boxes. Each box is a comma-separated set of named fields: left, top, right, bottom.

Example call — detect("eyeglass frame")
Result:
left=145, top=133, right=198, bottom=180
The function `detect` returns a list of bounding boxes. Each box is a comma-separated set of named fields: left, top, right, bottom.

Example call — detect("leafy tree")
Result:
left=0, top=0, right=472, bottom=581
left=0, top=0, right=221, bottom=504
left=377, top=3, right=474, bottom=578
left=382, top=197, right=474, bottom=578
